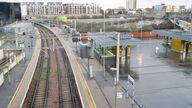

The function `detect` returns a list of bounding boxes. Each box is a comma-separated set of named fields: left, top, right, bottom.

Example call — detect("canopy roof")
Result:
left=153, top=29, right=192, bottom=42
left=88, top=32, right=140, bottom=47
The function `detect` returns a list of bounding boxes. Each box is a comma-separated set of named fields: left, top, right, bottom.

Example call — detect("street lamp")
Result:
left=116, top=33, right=120, bottom=83
left=74, top=20, right=77, bottom=33
left=140, top=10, right=143, bottom=40
left=90, top=9, right=93, bottom=32
left=103, top=9, right=106, bottom=32
left=110, top=32, right=120, bottom=82
left=191, top=4, right=192, bottom=31
left=109, top=32, right=120, bottom=108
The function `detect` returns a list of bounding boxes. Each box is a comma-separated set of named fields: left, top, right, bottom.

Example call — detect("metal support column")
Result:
left=116, top=33, right=120, bottom=83
left=52, top=39, right=54, bottom=51
left=184, top=42, right=190, bottom=61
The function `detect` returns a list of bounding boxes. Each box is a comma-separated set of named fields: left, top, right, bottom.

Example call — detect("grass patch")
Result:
left=39, top=68, right=48, bottom=80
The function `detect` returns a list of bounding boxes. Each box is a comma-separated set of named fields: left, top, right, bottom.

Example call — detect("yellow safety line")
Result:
left=8, top=52, right=35, bottom=108
left=61, top=38, right=96, bottom=108
left=37, top=23, right=96, bottom=108
left=8, top=39, right=41, bottom=108
left=76, top=62, right=97, bottom=108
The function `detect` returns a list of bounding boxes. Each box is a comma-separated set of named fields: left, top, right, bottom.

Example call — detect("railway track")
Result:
left=23, top=24, right=82, bottom=108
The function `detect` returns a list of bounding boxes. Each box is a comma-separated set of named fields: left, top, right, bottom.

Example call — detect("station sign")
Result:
left=117, top=92, right=123, bottom=99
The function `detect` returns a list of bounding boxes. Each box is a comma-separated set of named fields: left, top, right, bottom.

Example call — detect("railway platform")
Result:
left=51, top=27, right=140, bottom=108
left=7, top=31, right=41, bottom=108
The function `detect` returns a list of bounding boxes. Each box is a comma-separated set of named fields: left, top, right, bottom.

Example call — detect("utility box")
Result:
left=79, top=42, right=93, bottom=58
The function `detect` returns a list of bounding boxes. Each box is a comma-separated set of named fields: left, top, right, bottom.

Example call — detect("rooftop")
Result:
left=153, top=29, right=192, bottom=42
left=88, top=32, right=140, bottom=47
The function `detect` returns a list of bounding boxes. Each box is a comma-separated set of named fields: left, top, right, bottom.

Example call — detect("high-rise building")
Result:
left=126, top=0, right=137, bottom=11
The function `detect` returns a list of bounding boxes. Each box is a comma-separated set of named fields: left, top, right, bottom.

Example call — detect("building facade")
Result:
left=126, top=0, right=137, bottom=11
left=25, top=2, right=101, bottom=16
left=0, top=2, right=21, bottom=26
left=153, top=4, right=166, bottom=11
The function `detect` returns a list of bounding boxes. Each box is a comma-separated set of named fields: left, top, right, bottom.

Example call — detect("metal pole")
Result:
left=114, top=33, right=120, bottom=107
left=116, top=33, right=120, bottom=83
left=52, top=39, right=54, bottom=51
left=115, top=77, right=117, bottom=108
left=141, top=11, right=143, bottom=40
left=7, top=52, right=11, bottom=83
left=191, top=4, right=192, bottom=31
left=88, top=57, right=90, bottom=73
left=91, top=11, right=93, bottom=32
left=74, top=20, right=77, bottom=32
left=103, top=35, right=106, bottom=79
left=15, top=38, right=18, bottom=48
left=104, top=10, right=106, bottom=32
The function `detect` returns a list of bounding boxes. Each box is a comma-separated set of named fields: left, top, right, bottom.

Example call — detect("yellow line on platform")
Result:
left=8, top=38, right=41, bottom=108
left=64, top=41, right=96, bottom=108
left=37, top=23, right=96, bottom=108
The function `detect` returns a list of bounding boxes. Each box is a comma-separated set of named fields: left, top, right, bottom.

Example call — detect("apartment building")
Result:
left=25, top=2, right=101, bottom=16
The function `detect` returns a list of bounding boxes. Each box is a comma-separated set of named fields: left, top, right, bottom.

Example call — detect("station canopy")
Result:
left=88, top=32, right=140, bottom=47
left=153, top=30, right=192, bottom=42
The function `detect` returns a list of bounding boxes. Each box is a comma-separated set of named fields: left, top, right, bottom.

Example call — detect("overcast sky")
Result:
left=2, top=0, right=192, bottom=9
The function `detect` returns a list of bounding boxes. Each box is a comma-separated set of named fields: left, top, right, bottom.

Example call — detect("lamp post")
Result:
left=116, top=33, right=120, bottom=83
left=190, top=4, right=192, bottom=31
left=74, top=20, right=77, bottom=33
left=90, top=9, right=93, bottom=32
left=103, top=9, right=106, bottom=32
left=140, top=10, right=143, bottom=40
left=103, top=8, right=107, bottom=79
left=110, top=32, right=120, bottom=108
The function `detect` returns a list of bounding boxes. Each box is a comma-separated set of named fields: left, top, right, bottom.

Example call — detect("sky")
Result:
left=2, top=0, right=192, bottom=9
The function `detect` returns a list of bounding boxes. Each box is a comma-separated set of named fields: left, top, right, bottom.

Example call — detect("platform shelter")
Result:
left=88, top=32, right=139, bottom=73
left=153, top=29, right=192, bottom=60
